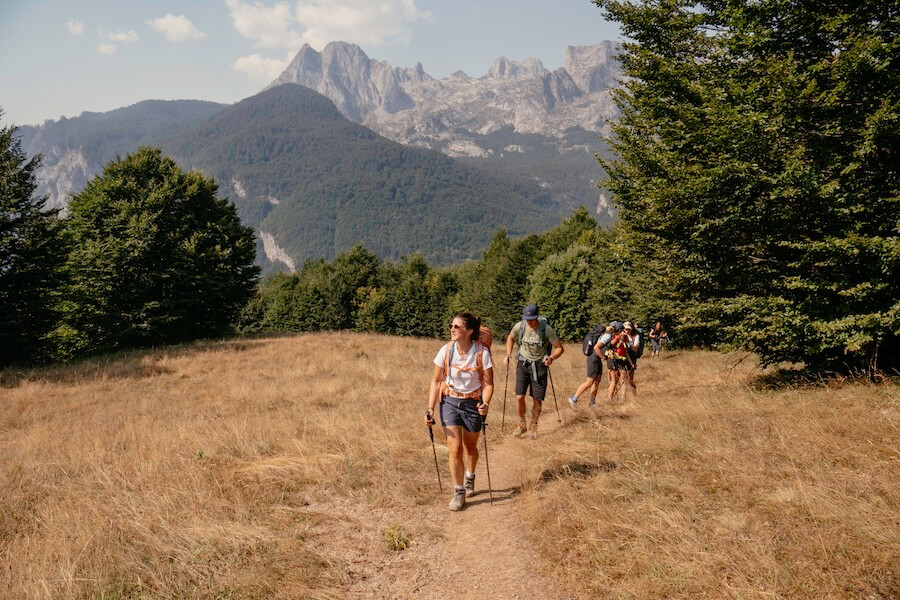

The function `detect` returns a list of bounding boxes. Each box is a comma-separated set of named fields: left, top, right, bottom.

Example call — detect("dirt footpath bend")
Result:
left=345, top=420, right=574, bottom=600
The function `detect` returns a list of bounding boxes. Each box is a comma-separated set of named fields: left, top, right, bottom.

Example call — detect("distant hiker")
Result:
left=604, top=323, right=634, bottom=403
left=649, top=321, right=663, bottom=357
left=504, top=304, right=564, bottom=439
left=426, top=312, right=494, bottom=511
left=569, top=322, right=612, bottom=410
left=624, top=321, right=643, bottom=397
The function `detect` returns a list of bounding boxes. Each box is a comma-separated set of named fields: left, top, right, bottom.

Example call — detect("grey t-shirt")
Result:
left=511, top=320, right=559, bottom=361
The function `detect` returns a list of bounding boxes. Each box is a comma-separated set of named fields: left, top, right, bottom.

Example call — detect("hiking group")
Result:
left=568, top=319, right=647, bottom=411
left=426, top=304, right=667, bottom=511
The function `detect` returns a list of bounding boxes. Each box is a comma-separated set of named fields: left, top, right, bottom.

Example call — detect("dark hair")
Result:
left=454, top=312, right=482, bottom=343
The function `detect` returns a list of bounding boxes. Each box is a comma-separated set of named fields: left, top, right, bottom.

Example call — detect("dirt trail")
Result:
left=345, top=415, right=575, bottom=600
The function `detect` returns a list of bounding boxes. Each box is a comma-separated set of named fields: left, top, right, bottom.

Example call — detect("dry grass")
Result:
left=0, top=333, right=444, bottom=600
left=516, top=349, right=900, bottom=599
left=1, top=335, right=897, bottom=599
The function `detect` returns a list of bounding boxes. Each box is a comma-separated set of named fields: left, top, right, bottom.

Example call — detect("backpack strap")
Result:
left=441, top=341, right=485, bottom=399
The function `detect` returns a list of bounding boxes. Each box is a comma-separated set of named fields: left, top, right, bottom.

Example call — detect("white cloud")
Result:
left=232, top=52, right=293, bottom=83
left=102, top=29, right=139, bottom=43
left=147, top=14, right=206, bottom=42
left=225, top=0, right=304, bottom=49
left=67, top=20, right=85, bottom=35
left=97, top=43, right=117, bottom=55
left=294, top=0, right=432, bottom=49
left=225, top=0, right=431, bottom=50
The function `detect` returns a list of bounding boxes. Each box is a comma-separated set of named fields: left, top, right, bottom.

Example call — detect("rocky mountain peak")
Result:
left=267, top=39, right=621, bottom=155
left=564, top=40, right=621, bottom=93
left=487, top=56, right=546, bottom=79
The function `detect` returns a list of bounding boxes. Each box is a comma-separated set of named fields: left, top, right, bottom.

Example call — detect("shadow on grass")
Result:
left=466, top=486, right=521, bottom=506
left=540, top=459, right=618, bottom=484
left=0, top=336, right=272, bottom=389
left=749, top=366, right=896, bottom=391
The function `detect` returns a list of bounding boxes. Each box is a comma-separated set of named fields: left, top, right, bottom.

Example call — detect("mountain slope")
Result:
left=18, top=100, right=227, bottom=210
left=267, top=40, right=621, bottom=220
left=164, top=84, right=561, bottom=270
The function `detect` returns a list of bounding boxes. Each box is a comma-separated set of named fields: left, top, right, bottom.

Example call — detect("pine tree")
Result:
left=596, top=0, right=899, bottom=375
left=0, top=111, right=64, bottom=364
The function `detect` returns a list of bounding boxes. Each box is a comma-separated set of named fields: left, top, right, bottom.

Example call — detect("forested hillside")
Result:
left=164, top=84, right=563, bottom=269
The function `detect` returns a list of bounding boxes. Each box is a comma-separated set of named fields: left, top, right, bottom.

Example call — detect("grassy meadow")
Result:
left=1, top=332, right=897, bottom=599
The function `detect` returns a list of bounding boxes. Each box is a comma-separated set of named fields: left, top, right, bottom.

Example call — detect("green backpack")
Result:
left=514, top=316, right=551, bottom=360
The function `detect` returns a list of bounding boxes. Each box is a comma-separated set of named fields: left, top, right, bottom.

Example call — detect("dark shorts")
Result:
left=608, top=355, right=633, bottom=371
left=515, top=359, right=547, bottom=401
left=440, top=397, right=483, bottom=433
left=586, top=353, right=603, bottom=379
left=651, top=339, right=660, bottom=352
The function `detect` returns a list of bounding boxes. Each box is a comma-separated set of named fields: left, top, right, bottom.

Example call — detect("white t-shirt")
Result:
left=433, top=342, right=493, bottom=397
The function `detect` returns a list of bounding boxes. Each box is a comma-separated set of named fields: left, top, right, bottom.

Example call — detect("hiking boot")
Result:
left=529, top=420, right=539, bottom=439
left=448, top=488, right=466, bottom=511
left=588, top=397, right=596, bottom=408
left=464, top=473, right=476, bottom=497
left=512, top=421, right=528, bottom=437
left=568, top=395, right=578, bottom=410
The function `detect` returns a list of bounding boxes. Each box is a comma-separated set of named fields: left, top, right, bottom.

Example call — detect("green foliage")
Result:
left=60, top=147, right=259, bottom=355
left=596, top=0, right=899, bottom=374
left=0, top=111, right=65, bottom=365
left=240, top=208, right=676, bottom=344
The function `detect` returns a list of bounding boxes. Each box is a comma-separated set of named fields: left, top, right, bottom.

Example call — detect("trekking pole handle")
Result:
left=425, top=409, right=436, bottom=427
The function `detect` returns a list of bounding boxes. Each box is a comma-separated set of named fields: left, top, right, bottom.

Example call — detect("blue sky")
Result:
left=0, top=0, right=620, bottom=126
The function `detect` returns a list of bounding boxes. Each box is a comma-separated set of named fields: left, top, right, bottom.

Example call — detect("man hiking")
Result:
left=569, top=323, right=614, bottom=410
left=504, top=304, right=564, bottom=439
left=426, top=312, right=494, bottom=511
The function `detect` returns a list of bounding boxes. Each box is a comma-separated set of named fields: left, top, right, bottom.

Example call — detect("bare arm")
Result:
left=477, top=367, right=494, bottom=415
left=543, top=340, right=565, bottom=365
left=505, top=331, right=516, bottom=364
left=426, top=364, right=443, bottom=426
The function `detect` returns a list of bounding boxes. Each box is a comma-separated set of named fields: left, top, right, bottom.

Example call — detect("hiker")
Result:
left=426, top=312, right=494, bottom=511
left=624, top=321, right=642, bottom=397
left=604, top=323, right=634, bottom=403
left=504, top=304, right=564, bottom=438
left=568, top=323, right=613, bottom=410
left=649, top=321, right=663, bottom=357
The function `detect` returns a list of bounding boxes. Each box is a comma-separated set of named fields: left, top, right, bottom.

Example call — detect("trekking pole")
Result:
left=480, top=412, right=493, bottom=506
left=500, top=360, right=510, bottom=433
left=613, top=372, right=624, bottom=401
left=426, top=412, right=442, bottom=493
left=548, top=365, right=561, bottom=423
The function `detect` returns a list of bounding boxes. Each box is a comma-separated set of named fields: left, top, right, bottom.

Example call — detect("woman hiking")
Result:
left=605, top=324, right=634, bottom=404
left=425, top=313, right=494, bottom=511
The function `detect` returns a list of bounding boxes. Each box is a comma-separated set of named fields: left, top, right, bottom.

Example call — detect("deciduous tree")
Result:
left=61, top=147, right=258, bottom=355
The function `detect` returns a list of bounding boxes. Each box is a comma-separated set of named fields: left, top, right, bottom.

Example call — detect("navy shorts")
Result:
left=440, top=397, right=483, bottom=433
left=607, top=353, right=633, bottom=371
left=586, top=353, right=603, bottom=379
left=515, top=359, right=547, bottom=401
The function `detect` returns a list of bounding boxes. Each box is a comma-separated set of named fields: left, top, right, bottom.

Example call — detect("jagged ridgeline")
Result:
left=163, top=84, right=561, bottom=270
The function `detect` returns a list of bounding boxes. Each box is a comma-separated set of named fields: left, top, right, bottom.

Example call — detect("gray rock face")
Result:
left=34, top=146, right=89, bottom=215
left=268, top=40, right=622, bottom=157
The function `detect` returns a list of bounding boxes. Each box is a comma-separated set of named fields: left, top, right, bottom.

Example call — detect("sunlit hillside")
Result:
left=1, top=333, right=897, bottom=599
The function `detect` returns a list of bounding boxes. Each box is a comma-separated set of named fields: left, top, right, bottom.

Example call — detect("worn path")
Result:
left=343, top=413, right=575, bottom=600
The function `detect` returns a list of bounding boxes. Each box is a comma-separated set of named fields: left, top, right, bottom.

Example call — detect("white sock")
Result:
left=465, top=471, right=474, bottom=479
